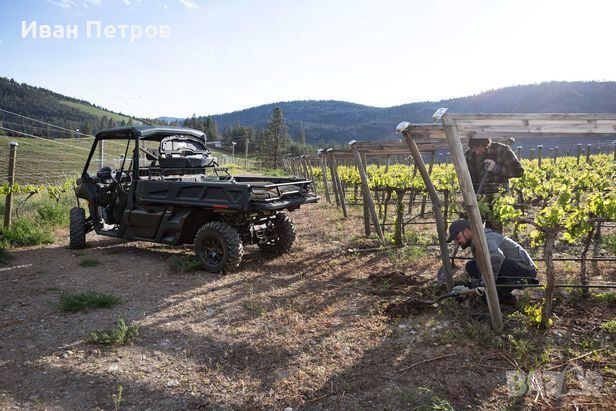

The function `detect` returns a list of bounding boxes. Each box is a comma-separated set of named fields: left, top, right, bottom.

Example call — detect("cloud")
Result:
left=47, top=0, right=101, bottom=7
left=46, top=0, right=78, bottom=8
left=177, top=0, right=199, bottom=10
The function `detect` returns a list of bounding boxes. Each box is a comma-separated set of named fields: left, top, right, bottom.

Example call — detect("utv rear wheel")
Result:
left=194, top=221, right=243, bottom=273
left=258, top=213, right=296, bottom=254
left=69, top=207, right=87, bottom=249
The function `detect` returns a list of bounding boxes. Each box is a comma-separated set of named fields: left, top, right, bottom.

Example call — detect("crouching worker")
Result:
left=446, top=219, right=538, bottom=304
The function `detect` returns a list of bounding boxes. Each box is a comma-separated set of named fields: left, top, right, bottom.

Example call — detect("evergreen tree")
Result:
left=297, top=127, right=306, bottom=145
left=259, top=107, right=289, bottom=169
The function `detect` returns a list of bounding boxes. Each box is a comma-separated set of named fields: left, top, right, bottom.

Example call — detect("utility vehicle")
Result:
left=70, top=126, right=318, bottom=272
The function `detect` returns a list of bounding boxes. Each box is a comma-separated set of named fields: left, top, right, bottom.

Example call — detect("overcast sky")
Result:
left=1, top=0, right=615, bottom=118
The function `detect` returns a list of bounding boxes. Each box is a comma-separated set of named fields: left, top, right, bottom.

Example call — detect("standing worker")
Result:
left=465, top=136, right=524, bottom=195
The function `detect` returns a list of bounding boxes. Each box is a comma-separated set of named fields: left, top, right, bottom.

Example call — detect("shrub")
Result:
left=0, top=219, right=54, bottom=247
left=88, top=318, right=139, bottom=345
left=60, top=292, right=120, bottom=312
left=169, top=255, right=201, bottom=273
left=37, top=203, right=70, bottom=226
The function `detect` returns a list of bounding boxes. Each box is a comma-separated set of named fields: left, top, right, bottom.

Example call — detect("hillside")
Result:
left=197, top=81, right=616, bottom=144
left=0, top=77, right=139, bottom=139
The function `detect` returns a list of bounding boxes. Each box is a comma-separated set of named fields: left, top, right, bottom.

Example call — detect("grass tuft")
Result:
left=37, top=203, right=70, bottom=226
left=0, top=219, right=54, bottom=247
left=169, top=255, right=202, bottom=273
left=79, top=258, right=100, bottom=267
left=59, top=291, right=120, bottom=312
left=88, top=318, right=139, bottom=345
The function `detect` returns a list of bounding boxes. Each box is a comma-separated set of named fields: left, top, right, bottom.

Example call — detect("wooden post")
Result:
left=438, top=152, right=443, bottom=165
left=306, top=157, right=318, bottom=195
left=361, top=151, right=371, bottom=236
left=586, top=144, right=592, bottom=162
left=327, top=150, right=348, bottom=218
left=401, top=131, right=454, bottom=291
left=529, top=148, right=535, bottom=161
left=537, top=145, right=543, bottom=168
left=245, top=137, right=249, bottom=170
left=613, top=142, right=616, bottom=161
left=516, top=146, right=522, bottom=160
left=436, top=109, right=502, bottom=331
left=318, top=155, right=332, bottom=204
left=420, top=151, right=436, bottom=218
left=351, top=144, right=384, bottom=242
left=4, top=142, right=18, bottom=229
left=577, top=144, right=582, bottom=165
left=553, top=146, right=559, bottom=163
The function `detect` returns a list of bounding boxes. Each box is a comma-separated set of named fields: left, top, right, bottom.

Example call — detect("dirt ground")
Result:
left=0, top=202, right=614, bottom=410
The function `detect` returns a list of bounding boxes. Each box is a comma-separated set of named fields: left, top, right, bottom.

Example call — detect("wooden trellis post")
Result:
left=350, top=142, right=384, bottom=243
left=434, top=108, right=503, bottom=331
left=361, top=151, right=371, bottom=236
left=399, top=128, right=454, bottom=291
left=327, top=149, right=348, bottom=218
left=420, top=151, right=436, bottom=218
left=4, top=142, right=18, bottom=229
left=317, top=152, right=332, bottom=204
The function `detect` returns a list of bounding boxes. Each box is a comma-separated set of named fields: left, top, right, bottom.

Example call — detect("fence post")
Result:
left=537, top=145, right=543, bottom=168
left=516, top=146, right=522, bottom=160
left=4, top=142, right=18, bottom=229
left=529, top=148, right=535, bottom=161
left=554, top=146, right=559, bottom=163
left=351, top=143, right=383, bottom=242
left=577, top=143, right=582, bottom=165
left=586, top=144, right=592, bottom=163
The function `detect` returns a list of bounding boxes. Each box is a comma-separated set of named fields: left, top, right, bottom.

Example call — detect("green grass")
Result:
left=0, top=218, right=54, bottom=247
left=79, top=258, right=101, bottom=267
left=59, top=100, right=134, bottom=123
left=601, top=320, right=616, bottom=334
left=37, top=203, right=71, bottom=226
left=87, top=318, right=139, bottom=345
left=169, top=255, right=202, bottom=273
left=59, top=291, right=121, bottom=312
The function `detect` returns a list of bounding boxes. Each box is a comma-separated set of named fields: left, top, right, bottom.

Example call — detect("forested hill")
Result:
left=0, top=77, right=139, bottom=138
left=207, top=81, right=616, bottom=144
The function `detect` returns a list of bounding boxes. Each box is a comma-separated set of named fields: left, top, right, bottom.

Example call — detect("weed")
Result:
left=79, top=258, right=100, bottom=267
left=462, top=319, right=492, bottom=341
left=511, top=302, right=552, bottom=327
left=602, top=233, right=616, bottom=254
left=592, top=292, right=616, bottom=305
left=414, top=387, right=455, bottom=411
left=601, top=320, right=616, bottom=334
left=60, top=291, right=120, bottom=312
left=112, top=384, right=123, bottom=411
left=37, top=203, right=70, bottom=226
left=88, top=318, right=139, bottom=345
left=386, top=245, right=426, bottom=266
left=0, top=219, right=54, bottom=247
left=169, top=255, right=201, bottom=273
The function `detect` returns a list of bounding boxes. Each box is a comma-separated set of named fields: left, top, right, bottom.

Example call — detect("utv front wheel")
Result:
left=258, top=213, right=296, bottom=254
left=69, top=207, right=87, bottom=249
left=194, top=221, right=243, bottom=273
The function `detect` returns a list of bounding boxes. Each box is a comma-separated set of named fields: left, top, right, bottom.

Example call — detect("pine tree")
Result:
left=298, top=127, right=306, bottom=145
left=259, top=107, right=289, bottom=169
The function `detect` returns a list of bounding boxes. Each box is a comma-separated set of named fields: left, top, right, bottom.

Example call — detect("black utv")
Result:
left=70, top=126, right=318, bottom=272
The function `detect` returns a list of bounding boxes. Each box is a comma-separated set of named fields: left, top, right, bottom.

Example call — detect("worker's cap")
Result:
left=447, top=219, right=471, bottom=243
left=468, top=135, right=491, bottom=148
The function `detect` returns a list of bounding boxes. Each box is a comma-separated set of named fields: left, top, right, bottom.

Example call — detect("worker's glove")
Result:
left=483, top=159, right=501, bottom=174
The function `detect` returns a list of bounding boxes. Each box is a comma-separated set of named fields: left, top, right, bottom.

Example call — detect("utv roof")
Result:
left=95, top=126, right=206, bottom=141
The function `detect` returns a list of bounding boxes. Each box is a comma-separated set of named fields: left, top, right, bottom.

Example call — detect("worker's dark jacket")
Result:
left=464, top=142, right=524, bottom=194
